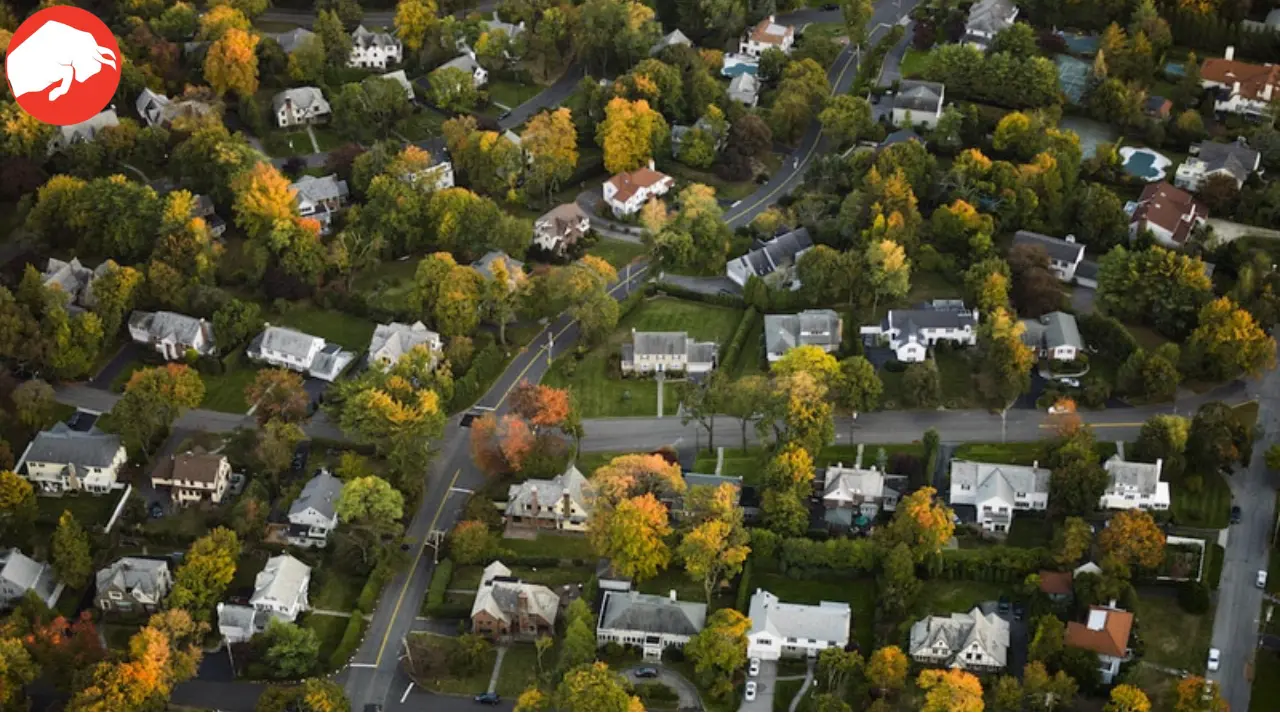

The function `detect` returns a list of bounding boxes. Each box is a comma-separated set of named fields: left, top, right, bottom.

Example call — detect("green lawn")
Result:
left=585, top=238, right=647, bottom=271
left=799, top=21, right=846, bottom=43
left=935, top=351, right=979, bottom=408
left=1123, top=322, right=1169, bottom=352
left=406, top=633, right=496, bottom=694
left=692, top=447, right=768, bottom=485
left=310, top=565, right=365, bottom=612
left=488, top=79, right=543, bottom=108
left=951, top=441, right=1117, bottom=466
left=499, top=534, right=597, bottom=559
left=199, top=354, right=258, bottom=414
left=773, top=678, right=804, bottom=711
left=302, top=613, right=349, bottom=668
left=918, top=579, right=1009, bottom=616
left=495, top=643, right=541, bottom=696
left=450, top=563, right=593, bottom=591
left=1170, top=472, right=1231, bottom=529
left=899, top=47, right=931, bottom=78
left=664, top=154, right=782, bottom=203
left=394, top=109, right=448, bottom=142
left=1135, top=591, right=1213, bottom=672
left=751, top=573, right=877, bottom=652
left=816, top=443, right=923, bottom=470
left=271, top=304, right=377, bottom=352
left=261, top=129, right=319, bottom=158
left=727, top=311, right=766, bottom=379
left=1252, top=651, right=1280, bottom=711
left=637, top=567, right=714, bottom=607
left=36, top=491, right=122, bottom=531
left=542, top=298, right=745, bottom=417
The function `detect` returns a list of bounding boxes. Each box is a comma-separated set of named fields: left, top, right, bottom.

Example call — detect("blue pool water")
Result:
left=721, top=63, right=758, bottom=78
left=1124, top=150, right=1162, bottom=180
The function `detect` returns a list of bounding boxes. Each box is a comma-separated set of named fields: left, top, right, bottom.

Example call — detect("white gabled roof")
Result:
left=748, top=588, right=850, bottom=646
left=251, top=555, right=311, bottom=608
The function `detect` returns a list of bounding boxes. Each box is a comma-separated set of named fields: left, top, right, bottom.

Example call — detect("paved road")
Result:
left=1206, top=358, right=1279, bottom=711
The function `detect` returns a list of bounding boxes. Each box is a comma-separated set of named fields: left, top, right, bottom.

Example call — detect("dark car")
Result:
left=1231, top=505, right=1242, bottom=524
left=499, top=110, right=511, bottom=120
left=149, top=502, right=164, bottom=519
left=1012, top=602, right=1026, bottom=621
left=474, top=692, right=501, bottom=705
left=997, top=596, right=1011, bottom=615
left=364, top=703, right=382, bottom=712
left=822, top=3, right=839, bottom=9
left=634, top=667, right=659, bottom=679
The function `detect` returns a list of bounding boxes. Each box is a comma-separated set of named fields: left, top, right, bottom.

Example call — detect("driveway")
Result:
left=625, top=666, right=702, bottom=710
left=658, top=273, right=741, bottom=296
left=90, top=342, right=144, bottom=391
left=877, top=19, right=914, bottom=86
left=1070, top=285, right=1096, bottom=314
left=738, top=658, right=777, bottom=712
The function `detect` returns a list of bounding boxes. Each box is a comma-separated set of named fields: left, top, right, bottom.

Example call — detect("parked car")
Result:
left=149, top=502, right=164, bottom=519
left=364, top=703, right=382, bottom=712
left=1012, top=602, right=1026, bottom=621
left=1259, top=570, right=1269, bottom=588
left=474, top=692, right=501, bottom=705
left=745, top=682, right=757, bottom=702
left=997, top=596, right=1011, bottom=615
left=634, top=667, right=659, bottom=679
left=749, top=658, right=761, bottom=677
left=1207, top=648, right=1220, bottom=672
left=1057, top=377, right=1081, bottom=388
left=822, top=3, right=839, bottom=9
left=1231, top=506, right=1242, bottom=524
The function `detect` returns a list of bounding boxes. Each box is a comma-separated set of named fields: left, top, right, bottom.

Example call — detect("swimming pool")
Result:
left=1119, top=146, right=1172, bottom=181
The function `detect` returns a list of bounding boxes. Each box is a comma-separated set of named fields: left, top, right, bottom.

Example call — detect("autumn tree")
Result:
left=412, top=253, right=484, bottom=338
left=11, top=378, right=55, bottom=432
left=918, top=667, right=984, bottom=711
left=338, top=378, right=445, bottom=483
left=450, top=519, right=499, bottom=564
left=553, top=661, right=644, bottom=711
left=1053, top=516, right=1094, bottom=567
left=1175, top=675, right=1228, bottom=711
left=1184, top=296, right=1276, bottom=381
left=168, top=527, right=241, bottom=622
left=145, top=609, right=208, bottom=686
left=21, top=611, right=103, bottom=692
left=245, top=368, right=310, bottom=425
left=760, top=443, right=815, bottom=536
left=1098, top=509, right=1165, bottom=570
left=591, top=493, right=671, bottom=582
left=1187, top=401, right=1253, bottom=479
left=252, top=419, right=305, bottom=482
left=514, top=686, right=550, bottom=711
left=866, top=645, right=909, bottom=693
left=112, top=364, right=205, bottom=458
left=0, top=471, right=36, bottom=544
left=684, top=608, right=750, bottom=699
left=232, top=161, right=297, bottom=240
left=509, top=382, right=572, bottom=430
left=678, top=509, right=750, bottom=601
left=818, top=93, right=873, bottom=148
left=587, top=452, right=686, bottom=508
left=597, top=97, right=668, bottom=175
left=257, top=678, right=351, bottom=711
left=335, top=475, right=404, bottom=526
left=1023, top=660, right=1078, bottom=710
left=68, top=627, right=175, bottom=711
left=51, top=510, right=92, bottom=588
left=1105, top=684, right=1151, bottom=711
left=394, top=0, right=437, bottom=53
left=205, top=27, right=260, bottom=97
left=881, top=487, right=955, bottom=560
left=865, top=234, right=911, bottom=315
left=977, top=307, right=1036, bottom=412
left=769, top=370, right=835, bottom=456
left=88, top=261, right=143, bottom=340
left=522, top=108, right=578, bottom=203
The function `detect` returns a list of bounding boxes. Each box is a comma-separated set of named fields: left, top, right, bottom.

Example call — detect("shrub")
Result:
left=424, top=558, right=454, bottom=616
left=329, top=610, right=365, bottom=669
left=1178, top=581, right=1210, bottom=614
left=719, top=307, right=760, bottom=372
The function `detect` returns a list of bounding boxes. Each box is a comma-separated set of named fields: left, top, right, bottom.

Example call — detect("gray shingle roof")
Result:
left=96, top=557, right=169, bottom=598
left=748, top=589, right=851, bottom=645
left=765, top=309, right=841, bottom=357
left=272, top=86, right=329, bottom=114
left=1193, top=140, right=1261, bottom=184
left=880, top=300, right=977, bottom=334
left=259, top=326, right=323, bottom=358
left=1, top=548, right=50, bottom=595
left=290, top=470, right=343, bottom=522
left=633, top=331, right=688, bottom=356
left=599, top=590, right=707, bottom=637
left=909, top=607, right=1010, bottom=666
left=441, top=52, right=481, bottom=74
left=894, top=81, right=944, bottom=113
left=20, top=422, right=122, bottom=469
left=950, top=459, right=1050, bottom=507
left=352, top=25, right=399, bottom=49
left=967, top=0, right=1018, bottom=34
left=290, top=174, right=349, bottom=205
left=1012, top=230, right=1086, bottom=266
left=129, top=310, right=214, bottom=349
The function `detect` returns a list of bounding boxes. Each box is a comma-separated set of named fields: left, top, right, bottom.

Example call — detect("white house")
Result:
left=765, top=309, right=843, bottom=364
left=949, top=460, right=1051, bottom=533
left=128, top=310, right=217, bottom=361
left=597, top=590, right=707, bottom=659
left=963, top=0, right=1019, bottom=49
left=379, top=69, right=416, bottom=100
left=725, top=228, right=814, bottom=290
left=272, top=87, right=331, bottom=128
left=251, top=554, right=312, bottom=623
left=1065, top=601, right=1133, bottom=684
left=349, top=25, right=402, bottom=69
left=746, top=589, right=851, bottom=660
left=287, top=470, right=343, bottom=549
left=289, top=174, right=349, bottom=234
left=438, top=51, right=488, bottom=87
left=822, top=464, right=905, bottom=519
left=0, top=549, right=59, bottom=609
left=740, top=15, right=794, bottom=57
left=909, top=607, right=1010, bottom=671
left=217, top=602, right=261, bottom=644
left=728, top=72, right=760, bottom=107
left=506, top=465, right=590, bottom=533
left=1012, top=231, right=1086, bottom=282
left=95, top=558, right=172, bottom=613
left=1100, top=455, right=1169, bottom=511
left=247, top=325, right=355, bottom=381
left=415, top=138, right=456, bottom=191
left=368, top=321, right=442, bottom=369
left=860, top=300, right=979, bottom=363
left=151, top=450, right=233, bottom=506
left=41, top=257, right=110, bottom=310
left=620, top=330, right=718, bottom=375
left=602, top=164, right=674, bottom=216
left=17, top=423, right=127, bottom=496
left=135, top=88, right=213, bottom=128
left=533, top=203, right=591, bottom=254
left=1200, top=47, right=1279, bottom=121
left=47, top=109, right=118, bottom=154
left=892, top=81, right=946, bottom=129
left=1129, top=181, right=1207, bottom=248
left=1020, top=311, right=1084, bottom=361
left=1174, top=138, right=1262, bottom=191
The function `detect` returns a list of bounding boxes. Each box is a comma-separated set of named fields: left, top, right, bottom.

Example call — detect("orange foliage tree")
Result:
left=23, top=611, right=105, bottom=691
left=469, top=413, right=536, bottom=477
left=1098, top=509, right=1166, bottom=570
left=586, top=452, right=685, bottom=509
left=882, top=487, right=955, bottom=560
left=509, top=381, right=572, bottom=430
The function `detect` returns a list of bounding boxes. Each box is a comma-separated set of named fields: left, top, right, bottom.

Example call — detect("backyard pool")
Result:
left=1120, top=146, right=1171, bottom=181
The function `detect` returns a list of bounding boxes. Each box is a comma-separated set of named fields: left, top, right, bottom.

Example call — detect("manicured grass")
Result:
left=752, top=573, right=877, bottom=652
left=302, top=613, right=349, bottom=666
left=407, top=633, right=496, bottom=694
left=585, top=238, right=647, bottom=272
left=261, top=129, right=316, bottom=158
left=918, top=579, right=1008, bottom=615
left=692, top=447, right=768, bottom=485
left=637, top=567, right=714, bottom=607
left=773, top=678, right=804, bottom=711
left=310, top=565, right=365, bottom=612
left=271, top=304, right=377, bottom=352
left=899, top=47, right=931, bottom=78
left=542, top=298, right=745, bottom=417
left=1129, top=663, right=1178, bottom=711
left=488, top=79, right=543, bottom=108
left=1252, top=650, right=1280, bottom=711
left=953, top=442, right=1046, bottom=465
left=352, top=257, right=419, bottom=297
left=393, top=110, right=447, bottom=142
left=101, top=622, right=141, bottom=651
left=816, top=443, right=923, bottom=470
left=495, top=643, right=541, bottom=697
left=36, top=491, right=122, bottom=530
left=1006, top=516, right=1054, bottom=548
left=1170, top=472, right=1231, bottom=529
left=935, top=351, right=979, bottom=408
left=1134, top=590, right=1213, bottom=672
left=903, top=269, right=964, bottom=307
left=799, top=22, right=846, bottom=43
left=727, top=311, right=766, bottom=379
left=199, top=355, right=258, bottom=414
left=499, top=534, right=597, bottom=559
left=450, top=563, right=593, bottom=591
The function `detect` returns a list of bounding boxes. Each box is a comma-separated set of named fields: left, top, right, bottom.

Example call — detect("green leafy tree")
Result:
left=112, top=364, right=205, bottom=458
left=429, top=66, right=481, bottom=112
left=256, top=619, right=321, bottom=679
left=51, top=510, right=92, bottom=588
left=315, top=8, right=353, bottom=68
left=819, top=94, right=874, bottom=147
left=11, top=378, right=56, bottom=432
left=684, top=608, right=750, bottom=699
left=169, top=528, right=241, bottom=622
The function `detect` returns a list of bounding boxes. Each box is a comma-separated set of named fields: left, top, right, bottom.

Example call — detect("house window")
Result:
left=758, top=639, right=772, bottom=646
left=787, top=637, right=797, bottom=643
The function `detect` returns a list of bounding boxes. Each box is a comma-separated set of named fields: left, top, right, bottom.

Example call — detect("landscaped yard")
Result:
left=449, top=563, right=593, bottom=592
left=394, top=109, right=448, bottom=142
left=815, top=443, right=924, bottom=470
left=261, top=127, right=340, bottom=158
left=1134, top=590, right=1213, bottom=672
left=877, top=350, right=980, bottom=410
left=199, top=354, right=259, bottom=414
left=751, top=573, right=877, bottom=652
left=271, top=304, right=377, bottom=352
left=310, top=565, right=365, bottom=612
left=637, top=567, right=715, bottom=607
left=488, top=79, right=543, bottom=109
left=917, top=579, right=1009, bottom=616
left=1170, top=472, right=1231, bottom=529
left=499, top=533, right=597, bottom=560
left=542, top=298, right=745, bottom=417
left=899, top=47, right=930, bottom=78
left=572, top=451, right=628, bottom=477
left=951, top=440, right=1118, bottom=465
left=692, top=447, right=768, bottom=485
left=494, top=643, right=542, bottom=696
left=36, top=491, right=122, bottom=531
left=405, top=633, right=496, bottom=694
left=585, top=238, right=647, bottom=271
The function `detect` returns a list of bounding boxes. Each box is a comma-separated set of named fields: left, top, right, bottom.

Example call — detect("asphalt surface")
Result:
left=1205, top=358, right=1279, bottom=711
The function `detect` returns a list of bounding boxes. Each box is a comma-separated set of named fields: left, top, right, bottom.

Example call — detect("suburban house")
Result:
left=1039, top=570, right=1074, bottom=602
left=349, top=25, right=402, bottom=69
left=671, top=118, right=727, bottom=154
left=414, top=138, right=456, bottom=190
left=128, top=310, right=217, bottom=361
left=470, top=561, right=560, bottom=640
left=95, top=557, right=172, bottom=614
left=1174, top=138, right=1262, bottom=191
left=746, top=589, right=851, bottom=660
left=48, top=109, right=118, bottom=154
left=268, top=27, right=316, bottom=54
left=481, top=12, right=526, bottom=43
left=725, top=228, right=814, bottom=289
left=439, top=52, right=488, bottom=87
left=151, top=450, right=233, bottom=506
left=739, top=15, right=794, bottom=57
left=17, top=423, right=127, bottom=496
left=251, top=554, right=312, bottom=623
left=472, top=250, right=524, bottom=285
left=963, top=0, right=1019, bottom=49
left=949, top=460, right=1051, bottom=533
left=909, top=607, right=1010, bottom=671
left=533, top=203, right=591, bottom=255
left=671, top=473, right=746, bottom=519
left=506, top=465, right=589, bottom=533
left=192, top=194, right=227, bottom=237
left=287, top=470, right=343, bottom=549
left=0, top=549, right=59, bottom=609
left=1074, top=259, right=1100, bottom=289
left=272, top=86, right=331, bottom=128
left=1129, top=182, right=1207, bottom=247
left=368, top=321, right=442, bottom=369
left=289, top=174, right=350, bottom=234
left=1012, top=231, right=1086, bottom=282
left=1199, top=46, right=1279, bottom=121
left=247, top=325, right=355, bottom=381
left=650, top=28, right=692, bottom=55
left=603, top=164, right=675, bottom=216
left=892, top=81, right=946, bottom=128
left=764, top=309, right=843, bottom=364
left=1143, top=95, right=1173, bottom=120
left=821, top=464, right=906, bottom=527
left=596, top=589, right=708, bottom=659
left=620, top=330, right=718, bottom=375
left=1020, top=311, right=1085, bottom=361
left=41, top=257, right=109, bottom=310
left=860, top=300, right=979, bottom=363
left=728, top=72, right=760, bottom=106
left=135, top=88, right=213, bottom=128
left=1065, top=602, right=1134, bottom=684
left=379, top=69, right=416, bottom=100
left=1099, top=454, right=1169, bottom=511
left=217, top=602, right=263, bottom=644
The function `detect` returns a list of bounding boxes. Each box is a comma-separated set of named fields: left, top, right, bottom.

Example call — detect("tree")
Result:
left=769, top=59, right=830, bottom=143
left=880, top=542, right=921, bottom=616
left=1096, top=246, right=1212, bottom=339
left=199, top=5, right=251, bottom=40
left=205, top=27, right=260, bottom=97
left=866, top=645, right=909, bottom=693
left=245, top=368, right=309, bottom=425
left=232, top=162, right=297, bottom=240
left=918, top=668, right=984, bottom=711
left=1187, top=401, right=1252, bottom=479
left=1008, top=244, right=1062, bottom=317
left=169, top=527, right=241, bottom=622
left=840, top=0, right=874, bottom=48
left=557, top=598, right=597, bottom=672
left=597, top=97, right=668, bottom=175
left=989, top=22, right=1039, bottom=57
left=256, top=619, right=321, bottom=678
left=903, top=358, right=942, bottom=408
left=1098, top=509, right=1166, bottom=570
left=681, top=371, right=731, bottom=451
left=724, top=375, right=771, bottom=451
left=258, top=678, right=351, bottom=711
left=832, top=355, right=882, bottom=418
left=591, top=493, right=671, bottom=582
left=112, top=364, right=205, bottom=457
left=818, top=94, right=873, bottom=147
left=288, top=34, right=326, bottom=83
left=1185, top=297, right=1276, bottom=381
left=679, top=515, right=750, bottom=601
left=515, top=686, right=549, bottom=711
left=991, top=675, right=1023, bottom=711
left=336, top=475, right=405, bottom=525
left=1175, top=675, right=1227, bottom=711
left=253, top=419, right=305, bottom=481
left=553, top=661, right=644, bottom=711
left=145, top=609, right=208, bottom=686
left=882, top=487, right=955, bottom=560
left=429, top=66, right=481, bottom=112
left=0, top=471, right=36, bottom=544
left=50, top=510, right=92, bottom=588
left=976, top=307, right=1036, bottom=411
left=338, top=380, right=445, bottom=483
left=684, top=608, right=750, bottom=699
left=450, top=520, right=499, bottom=564
left=1028, top=614, right=1065, bottom=665
left=23, top=611, right=104, bottom=693
left=1023, top=660, right=1078, bottom=710
left=1106, top=684, right=1151, bottom=711
left=1053, top=516, right=1093, bottom=567
left=522, top=108, right=578, bottom=203
left=772, top=345, right=841, bottom=387
left=212, top=298, right=261, bottom=352
left=89, top=261, right=143, bottom=339
left=865, top=235, right=911, bottom=315
left=770, top=370, right=835, bottom=456
left=314, top=9, right=352, bottom=68
left=67, top=627, right=175, bottom=711
left=11, top=378, right=55, bottom=431
left=394, top=0, right=437, bottom=53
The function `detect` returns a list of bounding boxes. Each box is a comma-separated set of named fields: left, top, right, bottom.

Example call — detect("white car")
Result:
left=745, top=681, right=757, bottom=702
left=1057, top=377, right=1081, bottom=388
left=1207, top=648, right=1220, bottom=672
left=1259, top=570, right=1270, bottom=589
left=748, top=658, right=761, bottom=677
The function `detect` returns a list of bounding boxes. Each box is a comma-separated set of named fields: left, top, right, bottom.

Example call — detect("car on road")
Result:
left=749, top=658, right=761, bottom=677
left=1259, top=570, right=1270, bottom=588
left=1056, top=377, right=1081, bottom=388
left=1231, top=505, right=1242, bottom=524
left=997, top=596, right=1011, bottom=615
left=634, top=667, right=659, bottom=679
left=499, top=110, right=511, bottom=120
left=822, top=3, right=839, bottom=9
left=744, top=682, right=757, bottom=702
left=474, top=692, right=501, bottom=705
left=1207, top=648, right=1220, bottom=672
left=364, top=704, right=382, bottom=712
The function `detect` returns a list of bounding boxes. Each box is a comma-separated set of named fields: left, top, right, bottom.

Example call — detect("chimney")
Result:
left=1108, top=599, right=1117, bottom=609
left=1065, top=234, right=1076, bottom=244
left=1154, top=458, right=1163, bottom=482
left=647, top=159, right=655, bottom=171
left=1033, top=460, right=1038, bottom=469
left=1225, top=45, right=1235, bottom=61
left=768, top=14, right=776, bottom=23
left=669, top=590, right=677, bottom=602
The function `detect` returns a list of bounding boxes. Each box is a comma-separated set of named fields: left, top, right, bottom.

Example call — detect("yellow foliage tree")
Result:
left=866, top=645, right=909, bottom=692
left=204, top=27, right=260, bottom=97
left=918, top=668, right=984, bottom=712
left=597, top=97, right=666, bottom=174
left=883, top=487, right=955, bottom=560
left=394, top=0, right=437, bottom=52
left=1098, top=508, right=1166, bottom=570
left=1105, top=684, right=1151, bottom=711
left=232, top=162, right=298, bottom=239
left=592, top=493, right=671, bottom=582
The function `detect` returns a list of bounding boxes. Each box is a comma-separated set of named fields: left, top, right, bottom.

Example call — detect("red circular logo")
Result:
left=5, top=6, right=121, bottom=126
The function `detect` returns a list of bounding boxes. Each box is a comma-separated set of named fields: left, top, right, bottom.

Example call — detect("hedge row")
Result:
left=449, top=340, right=509, bottom=413
left=735, top=559, right=755, bottom=614
left=424, top=558, right=454, bottom=616
left=718, top=307, right=760, bottom=374
left=648, top=283, right=748, bottom=309
left=356, top=567, right=388, bottom=614
left=328, top=610, right=364, bottom=670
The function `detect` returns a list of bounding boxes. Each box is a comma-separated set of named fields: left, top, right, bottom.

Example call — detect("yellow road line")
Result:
left=374, top=468, right=460, bottom=666
left=1037, top=422, right=1144, bottom=429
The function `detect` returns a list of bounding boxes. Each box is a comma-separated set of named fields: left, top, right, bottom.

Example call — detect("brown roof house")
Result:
left=1128, top=181, right=1206, bottom=248
left=532, top=203, right=591, bottom=256
left=739, top=15, right=795, bottom=57
left=1065, top=601, right=1134, bottom=685
left=151, top=450, right=232, bottom=506
left=470, top=561, right=560, bottom=640
left=1038, top=570, right=1073, bottom=602
left=603, top=163, right=674, bottom=217
left=1200, top=46, right=1279, bottom=121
